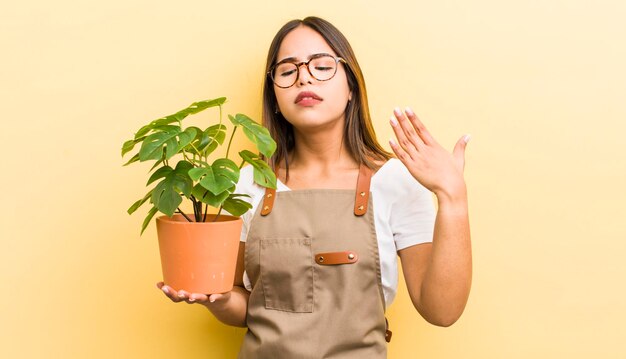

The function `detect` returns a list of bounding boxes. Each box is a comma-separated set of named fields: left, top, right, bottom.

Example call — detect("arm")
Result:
left=398, top=194, right=471, bottom=327
left=157, top=241, right=249, bottom=327
left=389, top=106, right=472, bottom=327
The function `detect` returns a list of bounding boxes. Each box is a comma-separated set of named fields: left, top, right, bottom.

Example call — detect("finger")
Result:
left=160, top=284, right=182, bottom=302
left=208, top=293, right=226, bottom=303
left=393, top=107, right=425, bottom=150
left=177, top=290, right=191, bottom=303
left=389, top=137, right=412, bottom=165
left=188, top=293, right=209, bottom=303
left=390, top=116, right=418, bottom=160
left=404, top=107, right=435, bottom=145
left=452, top=134, right=471, bottom=172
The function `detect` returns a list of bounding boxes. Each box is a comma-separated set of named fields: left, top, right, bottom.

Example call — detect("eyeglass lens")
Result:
left=272, top=55, right=339, bottom=88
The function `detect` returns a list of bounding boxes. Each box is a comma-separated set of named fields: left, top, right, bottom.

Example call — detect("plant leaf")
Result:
left=202, top=124, right=227, bottom=156
left=139, top=127, right=182, bottom=162
left=128, top=190, right=153, bottom=215
left=122, top=153, right=140, bottom=166
left=147, top=166, right=173, bottom=186
left=191, top=184, right=231, bottom=208
left=222, top=194, right=253, bottom=217
left=151, top=161, right=193, bottom=216
left=189, top=159, right=240, bottom=195
left=175, top=127, right=198, bottom=153
left=122, top=136, right=147, bottom=157
left=186, top=97, right=226, bottom=114
left=141, top=206, right=159, bottom=235
left=131, top=97, right=226, bottom=141
left=229, top=114, right=276, bottom=158
left=239, top=150, right=277, bottom=189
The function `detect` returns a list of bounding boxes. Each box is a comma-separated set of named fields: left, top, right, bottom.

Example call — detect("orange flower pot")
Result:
left=156, top=214, right=242, bottom=294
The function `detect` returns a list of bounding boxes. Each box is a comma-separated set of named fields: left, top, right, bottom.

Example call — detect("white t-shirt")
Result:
left=235, top=158, right=435, bottom=307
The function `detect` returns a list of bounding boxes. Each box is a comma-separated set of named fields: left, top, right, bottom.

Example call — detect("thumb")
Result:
left=452, top=134, right=471, bottom=171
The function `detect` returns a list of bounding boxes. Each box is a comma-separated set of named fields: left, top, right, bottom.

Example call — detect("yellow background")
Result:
left=1, top=0, right=625, bottom=358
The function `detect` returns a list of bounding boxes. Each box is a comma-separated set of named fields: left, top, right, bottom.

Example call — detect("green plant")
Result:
left=121, top=97, right=277, bottom=234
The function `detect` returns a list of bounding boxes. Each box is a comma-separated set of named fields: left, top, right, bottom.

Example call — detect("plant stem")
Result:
left=194, top=198, right=202, bottom=222
left=203, top=203, right=208, bottom=223
left=213, top=206, right=223, bottom=222
left=225, top=126, right=238, bottom=159
left=177, top=208, right=193, bottom=222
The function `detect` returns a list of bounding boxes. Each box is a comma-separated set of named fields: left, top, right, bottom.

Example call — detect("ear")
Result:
left=348, top=90, right=353, bottom=101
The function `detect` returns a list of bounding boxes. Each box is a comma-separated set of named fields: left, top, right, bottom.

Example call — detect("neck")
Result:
left=288, top=121, right=358, bottom=172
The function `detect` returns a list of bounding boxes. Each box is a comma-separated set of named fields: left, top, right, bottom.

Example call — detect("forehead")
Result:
left=277, top=26, right=337, bottom=62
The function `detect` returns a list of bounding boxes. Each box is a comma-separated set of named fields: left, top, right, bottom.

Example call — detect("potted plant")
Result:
left=121, top=97, right=276, bottom=294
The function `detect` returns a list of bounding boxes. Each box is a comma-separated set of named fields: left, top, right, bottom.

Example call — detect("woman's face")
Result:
left=273, top=26, right=352, bottom=132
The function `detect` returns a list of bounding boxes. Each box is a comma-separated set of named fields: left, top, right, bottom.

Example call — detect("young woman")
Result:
left=158, top=16, right=472, bottom=358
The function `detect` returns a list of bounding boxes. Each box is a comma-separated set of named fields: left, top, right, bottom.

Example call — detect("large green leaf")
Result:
left=229, top=114, right=276, bottom=158
left=185, top=97, right=226, bottom=114
left=121, top=136, right=146, bottom=157
left=134, top=123, right=180, bottom=140
left=151, top=161, right=194, bottom=216
left=189, top=159, right=240, bottom=195
left=133, top=98, right=226, bottom=139
left=222, top=194, right=253, bottom=216
left=187, top=124, right=227, bottom=156
left=147, top=166, right=173, bottom=186
left=191, top=184, right=232, bottom=208
left=139, top=127, right=182, bottom=162
left=175, top=127, right=198, bottom=153
left=202, top=124, right=227, bottom=156
left=239, top=150, right=277, bottom=189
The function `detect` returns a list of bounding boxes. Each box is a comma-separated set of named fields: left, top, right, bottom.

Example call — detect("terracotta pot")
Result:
left=156, top=214, right=242, bottom=294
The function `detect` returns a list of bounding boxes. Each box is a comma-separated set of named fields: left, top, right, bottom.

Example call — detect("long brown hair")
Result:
left=262, top=16, right=392, bottom=177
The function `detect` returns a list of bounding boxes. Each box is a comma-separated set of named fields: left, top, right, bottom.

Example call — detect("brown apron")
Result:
left=239, top=164, right=390, bottom=359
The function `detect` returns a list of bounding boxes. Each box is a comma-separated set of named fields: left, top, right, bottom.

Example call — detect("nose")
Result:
left=296, top=62, right=313, bottom=86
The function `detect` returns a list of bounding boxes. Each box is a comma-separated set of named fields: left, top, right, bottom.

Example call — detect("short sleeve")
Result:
left=389, top=165, right=436, bottom=251
left=221, top=165, right=261, bottom=243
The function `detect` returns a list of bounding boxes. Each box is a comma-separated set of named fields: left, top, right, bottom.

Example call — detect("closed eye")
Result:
left=279, top=69, right=297, bottom=77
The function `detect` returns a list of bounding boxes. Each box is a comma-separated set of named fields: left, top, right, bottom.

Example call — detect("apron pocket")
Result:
left=260, top=237, right=314, bottom=313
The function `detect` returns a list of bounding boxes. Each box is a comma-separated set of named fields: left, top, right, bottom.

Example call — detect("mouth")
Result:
left=295, top=91, right=323, bottom=104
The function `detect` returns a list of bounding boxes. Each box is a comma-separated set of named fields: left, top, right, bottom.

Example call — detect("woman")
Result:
left=158, top=16, right=472, bottom=358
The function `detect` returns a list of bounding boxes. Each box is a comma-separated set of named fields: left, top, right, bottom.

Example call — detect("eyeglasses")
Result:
left=269, top=53, right=347, bottom=89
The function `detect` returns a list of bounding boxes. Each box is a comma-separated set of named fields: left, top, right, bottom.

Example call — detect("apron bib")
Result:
left=239, top=164, right=389, bottom=359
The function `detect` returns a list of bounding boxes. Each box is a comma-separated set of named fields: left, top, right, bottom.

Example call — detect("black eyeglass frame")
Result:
left=268, top=53, right=347, bottom=89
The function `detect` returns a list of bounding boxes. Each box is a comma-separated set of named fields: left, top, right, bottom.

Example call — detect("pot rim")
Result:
left=156, top=214, right=243, bottom=225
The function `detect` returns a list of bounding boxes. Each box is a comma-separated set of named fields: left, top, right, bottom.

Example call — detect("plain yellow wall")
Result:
left=1, top=0, right=625, bottom=358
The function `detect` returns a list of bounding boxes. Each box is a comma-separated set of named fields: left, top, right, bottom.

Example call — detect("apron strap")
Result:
left=385, top=317, right=393, bottom=343
left=260, top=163, right=373, bottom=216
left=260, top=187, right=276, bottom=216
left=353, top=163, right=373, bottom=216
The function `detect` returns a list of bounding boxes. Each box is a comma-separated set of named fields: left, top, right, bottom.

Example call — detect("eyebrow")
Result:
left=275, top=53, right=334, bottom=66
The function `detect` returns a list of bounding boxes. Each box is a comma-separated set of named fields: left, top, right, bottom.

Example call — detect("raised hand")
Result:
left=388, top=107, right=470, bottom=203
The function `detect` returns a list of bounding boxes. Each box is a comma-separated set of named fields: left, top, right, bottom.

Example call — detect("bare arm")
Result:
left=398, top=194, right=471, bottom=327
left=157, top=241, right=249, bottom=327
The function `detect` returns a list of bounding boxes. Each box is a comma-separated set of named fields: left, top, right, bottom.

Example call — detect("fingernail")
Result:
left=393, top=107, right=402, bottom=115
left=389, top=138, right=397, bottom=147
left=162, top=287, right=169, bottom=294
left=405, top=107, right=414, bottom=116
left=209, top=297, right=215, bottom=303
left=189, top=298, right=195, bottom=302
left=389, top=116, right=398, bottom=127
left=178, top=292, right=185, bottom=298
left=463, top=134, right=472, bottom=143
